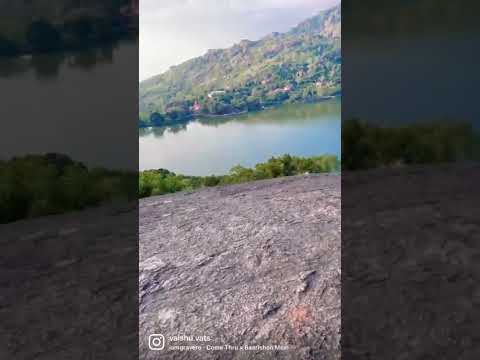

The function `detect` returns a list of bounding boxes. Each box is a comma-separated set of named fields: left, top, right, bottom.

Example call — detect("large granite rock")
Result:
left=342, top=163, right=480, bottom=359
left=1, top=203, right=138, bottom=359
left=139, top=174, right=341, bottom=359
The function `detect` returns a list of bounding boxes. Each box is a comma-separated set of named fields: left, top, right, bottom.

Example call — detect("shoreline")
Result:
left=139, top=95, right=341, bottom=129
left=196, top=110, right=248, bottom=119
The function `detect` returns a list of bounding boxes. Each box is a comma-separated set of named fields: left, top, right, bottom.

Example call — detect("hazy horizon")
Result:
left=140, top=0, right=339, bottom=81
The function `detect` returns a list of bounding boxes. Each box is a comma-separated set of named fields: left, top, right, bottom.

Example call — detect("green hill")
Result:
left=139, top=4, right=341, bottom=127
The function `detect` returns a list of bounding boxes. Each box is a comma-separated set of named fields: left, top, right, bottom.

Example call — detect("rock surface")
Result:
left=342, top=163, right=480, bottom=359
left=1, top=202, right=138, bottom=359
left=139, top=174, right=341, bottom=359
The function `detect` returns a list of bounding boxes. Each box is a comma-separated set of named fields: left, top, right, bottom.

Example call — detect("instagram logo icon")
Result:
left=148, top=334, right=165, bottom=350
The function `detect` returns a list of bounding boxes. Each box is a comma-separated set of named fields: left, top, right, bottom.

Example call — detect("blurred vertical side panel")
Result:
left=342, top=0, right=480, bottom=358
left=0, top=1, right=139, bottom=359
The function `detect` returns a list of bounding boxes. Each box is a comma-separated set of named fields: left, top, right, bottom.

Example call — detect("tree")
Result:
left=150, top=112, right=165, bottom=126
left=64, top=17, right=96, bottom=46
left=26, top=20, right=62, bottom=52
left=204, top=176, right=221, bottom=187
left=0, top=36, right=18, bottom=56
left=281, top=154, right=295, bottom=176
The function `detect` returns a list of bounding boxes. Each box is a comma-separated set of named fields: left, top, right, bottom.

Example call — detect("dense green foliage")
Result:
left=0, top=154, right=136, bottom=224
left=343, top=0, right=480, bottom=38
left=139, top=5, right=340, bottom=127
left=139, top=154, right=339, bottom=198
left=343, top=120, right=477, bottom=170
left=0, top=0, right=135, bottom=56
left=26, top=20, right=63, bottom=52
left=0, top=35, right=19, bottom=55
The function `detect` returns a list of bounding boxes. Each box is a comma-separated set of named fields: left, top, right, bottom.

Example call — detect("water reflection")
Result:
left=139, top=100, right=341, bottom=175
left=0, top=39, right=138, bottom=170
left=343, top=1, right=480, bottom=39
left=343, top=1, right=480, bottom=126
left=0, top=40, right=127, bottom=79
left=139, top=123, right=188, bottom=138
left=141, top=99, right=341, bottom=138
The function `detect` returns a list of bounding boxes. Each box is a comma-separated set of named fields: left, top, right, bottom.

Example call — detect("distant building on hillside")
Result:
left=273, top=84, right=293, bottom=94
left=208, top=90, right=226, bottom=99
left=191, top=101, right=202, bottom=112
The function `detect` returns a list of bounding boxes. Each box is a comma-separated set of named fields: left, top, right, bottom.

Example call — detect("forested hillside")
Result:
left=139, top=4, right=340, bottom=127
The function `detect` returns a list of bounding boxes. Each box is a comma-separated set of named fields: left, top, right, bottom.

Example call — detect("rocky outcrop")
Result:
left=342, top=163, right=480, bottom=359
left=139, top=174, right=341, bottom=359
left=1, top=203, right=138, bottom=359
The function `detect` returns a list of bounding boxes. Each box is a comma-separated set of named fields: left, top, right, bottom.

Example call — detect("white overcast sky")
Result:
left=139, top=0, right=340, bottom=81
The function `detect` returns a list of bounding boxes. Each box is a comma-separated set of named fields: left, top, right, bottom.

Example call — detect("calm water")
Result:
left=0, top=40, right=138, bottom=170
left=343, top=34, right=480, bottom=125
left=139, top=99, right=341, bottom=175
